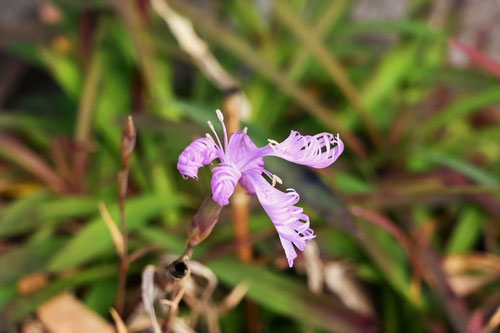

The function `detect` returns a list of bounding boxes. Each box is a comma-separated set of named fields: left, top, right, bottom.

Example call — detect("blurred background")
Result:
left=0, top=0, right=500, bottom=332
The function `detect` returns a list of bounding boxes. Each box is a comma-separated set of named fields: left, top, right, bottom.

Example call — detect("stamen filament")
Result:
left=268, top=139, right=280, bottom=145
left=216, top=109, right=229, bottom=149
left=205, top=133, right=216, bottom=145
left=207, top=120, right=224, bottom=151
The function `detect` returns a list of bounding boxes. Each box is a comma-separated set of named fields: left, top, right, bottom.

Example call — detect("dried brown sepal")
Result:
left=216, top=281, right=250, bottom=315
left=188, top=197, right=223, bottom=247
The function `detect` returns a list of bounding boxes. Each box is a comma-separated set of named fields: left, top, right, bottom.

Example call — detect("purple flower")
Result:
left=178, top=110, right=344, bottom=267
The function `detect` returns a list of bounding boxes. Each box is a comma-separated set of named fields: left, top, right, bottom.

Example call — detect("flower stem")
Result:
left=116, top=116, right=136, bottom=315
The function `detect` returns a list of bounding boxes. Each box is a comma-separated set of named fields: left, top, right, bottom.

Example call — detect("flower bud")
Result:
left=188, top=197, right=223, bottom=247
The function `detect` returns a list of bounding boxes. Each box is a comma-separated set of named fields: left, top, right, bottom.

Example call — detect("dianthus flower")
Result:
left=178, top=110, right=343, bottom=267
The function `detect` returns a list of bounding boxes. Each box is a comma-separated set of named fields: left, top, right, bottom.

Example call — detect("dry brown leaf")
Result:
left=303, top=240, right=323, bottom=294
left=486, top=303, right=500, bottom=332
left=141, top=265, right=161, bottom=333
left=171, top=317, right=197, bottom=333
left=150, top=0, right=236, bottom=91
left=22, top=319, right=44, bottom=333
left=98, top=201, right=125, bottom=257
left=126, top=306, right=155, bottom=333
left=324, top=262, right=374, bottom=316
left=444, top=254, right=500, bottom=275
left=110, top=308, right=128, bottom=333
left=444, top=254, right=500, bottom=296
left=150, top=0, right=250, bottom=120
left=188, top=260, right=217, bottom=300
left=217, top=281, right=250, bottom=315
left=38, top=293, right=114, bottom=333
left=17, top=272, right=49, bottom=295
left=447, top=274, right=497, bottom=297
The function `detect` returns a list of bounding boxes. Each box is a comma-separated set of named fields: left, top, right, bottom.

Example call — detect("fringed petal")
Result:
left=177, top=137, right=219, bottom=179
left=265, top=131, right=344, bottom=168
left=211, top=163, right=241, bottom=206
left=244, top=171, right=315, bottom=267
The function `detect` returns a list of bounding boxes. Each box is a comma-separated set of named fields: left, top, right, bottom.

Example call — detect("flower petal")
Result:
left=244, top=171, right=315, bottom=267
left=177, top=137, right=219, bottom=179
left=265, top=131, right=343, bottom=168
left=228, top=130, right=264, bottom=173
left=239, top=174, right=256, bottom=195
left=211, top=163, right=241, bottom=206
left=226, top=130, right=265, bottom=195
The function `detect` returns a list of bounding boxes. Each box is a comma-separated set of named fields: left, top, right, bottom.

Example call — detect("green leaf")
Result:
left=362, top=43, right=419, bottom=111
left=209, top=258, right=373, bottom=333
left=84, top=278, right=117, bottom=317
left=422, top=86, right=500, bottom=133
left=0, top=194, right=98, bottom=237
left=40, top=197, right=99, bottom=221
left=415, top=149, right=499, bottom=186
left=0, top=237, right=65, bottom=285
left=320, top=230, right=365, bottom=261
left=357, top=221, right=411, bottom=301
left=6, top=264, right=116, bottom=323
left=0, top=284, right=16, bottom=310
left=339, top=20, right=439, bottom=38
left=0, top=190, right=52, bottom=237
left=39, top=48, right=82, bottom=100
left=48, top=194, right=166, bottom=271
left=446, top=207, right=485, bottom=254
left=334, top=171, right=374, bottom=194
left=138, top=226, right=188, bottom=255
left=0, top=114, right=52, bottom=148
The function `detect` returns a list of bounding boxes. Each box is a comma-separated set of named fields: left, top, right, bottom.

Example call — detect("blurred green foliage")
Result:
left=0, top=0, right=499, bottom=332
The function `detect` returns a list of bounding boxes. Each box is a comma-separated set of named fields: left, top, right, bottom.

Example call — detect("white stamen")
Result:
left=267, top=139, right=287, bottom=154
left=267, top=139, right=282, bottom=153
left=206, top=133, right=216, bottom=144
left=271, top=174, right=283, bottom=187
left=216, top=109, right=224, bottom=122
left=243, top=127, right=248, bottom=134
left=269, top=144, right=278, bottom=153
left=207, top=120, right=216, bottom=133
left=207, top=120, right=224, bottom=151
left=267, top=139, right=280, bottom=145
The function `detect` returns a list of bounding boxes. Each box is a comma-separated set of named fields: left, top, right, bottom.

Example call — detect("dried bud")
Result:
left=121, top=116, right=136, bottom=169
left=153, top=259, right=190, bottom=292
left=166, top=259, right=189, bottom=279
left=188, top=197, right=223, bottom=247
